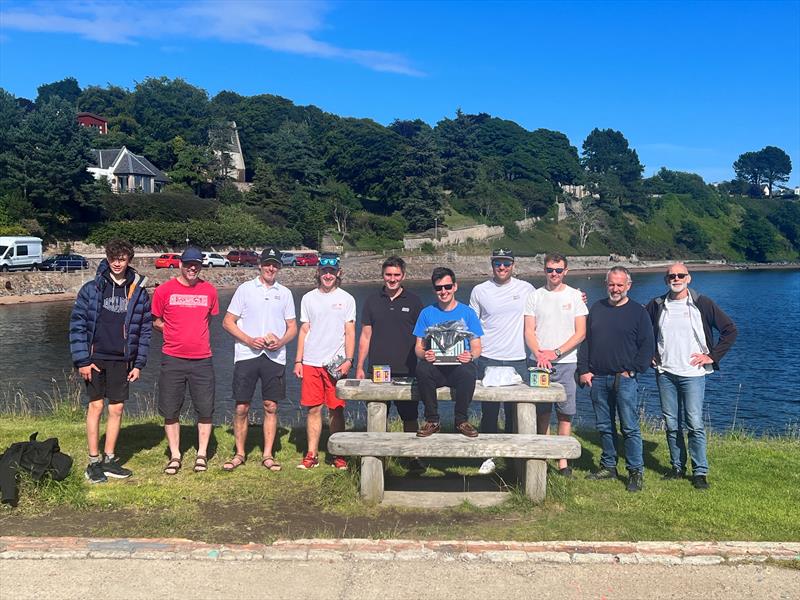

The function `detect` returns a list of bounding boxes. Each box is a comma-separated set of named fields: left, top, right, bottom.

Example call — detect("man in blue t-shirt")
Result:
left=413, top=267, right=484, bottom=437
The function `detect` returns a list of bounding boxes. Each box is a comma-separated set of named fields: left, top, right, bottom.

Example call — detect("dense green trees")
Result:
left=734, top=146, right=793, bottom=196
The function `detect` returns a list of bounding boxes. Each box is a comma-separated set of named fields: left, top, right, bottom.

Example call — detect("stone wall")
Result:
left=403, top=216, right=538, bottom=250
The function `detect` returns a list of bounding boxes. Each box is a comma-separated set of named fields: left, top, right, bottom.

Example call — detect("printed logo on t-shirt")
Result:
left=332, top=303, right=344, bottom=310
left=103, top=295, right=128, bottom=314
left=169, top=294, right=209, bottom=307
left=561, top=302, right=573, bottom=311
left=401, top=307, right=410, bottom=312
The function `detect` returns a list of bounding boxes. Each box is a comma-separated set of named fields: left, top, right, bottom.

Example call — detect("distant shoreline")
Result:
left=0, top=259, right=797, bottom=306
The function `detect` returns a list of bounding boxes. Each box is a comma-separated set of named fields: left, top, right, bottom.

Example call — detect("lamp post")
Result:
left=434, top=217, right=438, bottom=242
left=185, top=227, right=189, bottom=249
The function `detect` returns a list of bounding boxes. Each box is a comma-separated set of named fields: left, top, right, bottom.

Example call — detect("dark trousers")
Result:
left=415, top=360, right=477, bottom=425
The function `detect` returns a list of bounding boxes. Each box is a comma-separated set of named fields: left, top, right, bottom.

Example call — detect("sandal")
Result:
left=164, top=458, right=182, bottom=476
left=223, top=454, right=245, bottom=472
left=193, top=455, right=208, bottom=473
left=261, top=456, right=282, bottom=472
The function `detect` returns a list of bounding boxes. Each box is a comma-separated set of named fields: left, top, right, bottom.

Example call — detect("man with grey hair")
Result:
left=645, top=263, right=737, bottom=490
left=577, top=266, right=654, bottom=492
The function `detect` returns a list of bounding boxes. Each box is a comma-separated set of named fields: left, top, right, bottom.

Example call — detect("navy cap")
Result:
left=180, top=247, right=203, bottom=263
left=491, top=248, right=515, bottom=261
left=261, top=246, right=282, bottom=265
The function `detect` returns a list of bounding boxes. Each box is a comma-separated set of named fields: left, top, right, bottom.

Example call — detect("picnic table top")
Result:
left=335, top=379, right=565, bottom=403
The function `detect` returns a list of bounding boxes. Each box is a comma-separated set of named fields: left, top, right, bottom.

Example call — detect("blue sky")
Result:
left=1, top=0, right=798, bottom=185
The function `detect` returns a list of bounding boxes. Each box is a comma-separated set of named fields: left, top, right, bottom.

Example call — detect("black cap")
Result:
left=180, top=247, right=203, bottom=263
left=261, top=246, right=282, bottom=265
left=491, top=248, right=515, bottom=261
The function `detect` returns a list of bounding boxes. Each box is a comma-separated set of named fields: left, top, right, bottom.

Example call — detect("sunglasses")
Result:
left=492, top=260, right=513, bottom=268
left=433, top=283, right=455, bottom=292
left=319, top=257, right=339, bottom=267
left=545, top=267, right=565, bottom=274
left=668, top=273, right=689, bottom=280
left=319, top=266, right=338, bottom=274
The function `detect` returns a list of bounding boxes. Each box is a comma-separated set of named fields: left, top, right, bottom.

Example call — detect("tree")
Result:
left=167, top=136, right=214, bottom=194
left=731, top=209, right=777, bottom=261
left=768, top=203, right=800, bottom=251
left=131, top=77, right=209, bottom=145
left=566, top=196, right=603, bottom=249
left=733, top=146, right=792, bottom=196
left=36, top=77, right=81, bottom=105
left=581, top=128, right=643, bottom=208
left=320, top=179, right=359, bottom=246
left=675, top=220, right=710, bottom=254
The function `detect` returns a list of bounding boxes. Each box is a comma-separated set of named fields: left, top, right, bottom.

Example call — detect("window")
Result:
left=17, top=245, right=28, bottom=257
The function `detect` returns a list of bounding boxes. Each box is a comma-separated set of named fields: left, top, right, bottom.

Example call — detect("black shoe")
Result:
left=557, top=467, right=574, bottom=479
left=85, top=462, right=108, bottom=484
left=587, top=466, right=618, bottom=480
left=102, top=456, right=132, bottom=479
left=627, top=470, right=644, bottom=492
left=692, top=475, right=710, bottom=490
left=416, top=421, right=440, bottom=437
left=661, top=468, right=685, bottom=481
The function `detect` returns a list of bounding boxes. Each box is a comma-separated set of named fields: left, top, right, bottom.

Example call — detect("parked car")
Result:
left=0, top=236, right=43, bottom=272
left=226, top=250, right=259, bottom=267
left=202, top=252, right=231, bottom=268
left=281, top=252, right=297, bottom=267
left=154, top=253, right=181, bottom=269
left=295, top=253, right=319, bottom=267
left=40, top=253, right=90, bottom=272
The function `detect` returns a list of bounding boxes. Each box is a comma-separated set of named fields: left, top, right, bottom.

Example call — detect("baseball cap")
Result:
left=491, top=248, right=515, bottom=261
left=260, top=246, right=282, bottom=265
left=180, top=247, right=203, bottom=263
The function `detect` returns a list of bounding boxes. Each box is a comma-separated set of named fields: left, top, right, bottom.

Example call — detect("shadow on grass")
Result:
left=102, top=423, right=219, bottom=463
left=572, top=429, right=668, bottom=474
left=220, top=424, right=288, bottom=460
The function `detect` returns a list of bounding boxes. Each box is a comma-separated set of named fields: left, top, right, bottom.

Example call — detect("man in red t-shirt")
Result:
left=152, top=247, right=219, bottom=475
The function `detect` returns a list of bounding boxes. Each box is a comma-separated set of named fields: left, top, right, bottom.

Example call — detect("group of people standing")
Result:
left=69, top=240, right=736, bottom=493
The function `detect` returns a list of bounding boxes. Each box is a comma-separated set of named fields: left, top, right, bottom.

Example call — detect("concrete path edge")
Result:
left=1, top=537, right=798, bottom=565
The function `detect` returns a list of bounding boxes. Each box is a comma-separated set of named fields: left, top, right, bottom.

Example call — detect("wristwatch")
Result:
left=554, top=348, right=562, bottom=358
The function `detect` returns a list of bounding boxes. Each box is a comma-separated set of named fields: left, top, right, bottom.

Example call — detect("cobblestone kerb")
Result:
left=1, top=537, right=797, bottom=564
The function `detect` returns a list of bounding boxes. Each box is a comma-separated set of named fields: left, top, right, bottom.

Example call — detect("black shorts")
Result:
left=83, top=359, right=130, bottom=406
left=233, top=354, right=286, bottom=404
left=157, top=355, right=215, bottom=421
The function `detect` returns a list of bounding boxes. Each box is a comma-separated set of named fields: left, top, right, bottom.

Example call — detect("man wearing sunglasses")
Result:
left=294, top=254, right=356, bottom=470
left=577, top=266, right=653, bottom=492
left=469, top=249, right=533, bottom=472
left=221, top=246, right=297, bottom=473
left=645, top=263, right=737, bottom=490
left=152, top=247, right=219, bottom=476
left=413, top=267, right=484, bottom=437
left=523, top=253, right=588, bottom=478
left=356, top=256, right=423, bottom=443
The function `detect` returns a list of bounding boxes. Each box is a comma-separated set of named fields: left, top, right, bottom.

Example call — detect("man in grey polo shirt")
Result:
left=221, top=246, right=297, bottom=472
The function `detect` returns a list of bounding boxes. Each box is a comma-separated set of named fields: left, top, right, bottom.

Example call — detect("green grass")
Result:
left=2, top=414, right=799, bottom=543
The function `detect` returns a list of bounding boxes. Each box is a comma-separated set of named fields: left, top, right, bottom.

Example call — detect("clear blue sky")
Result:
left=1, top=0, right=798, bottom=185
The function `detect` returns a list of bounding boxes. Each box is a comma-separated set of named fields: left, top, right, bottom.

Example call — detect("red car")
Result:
left=295, top=253, right=320, bottom=267
left=154, top=253, right=181, bottom=269
left=226, top=250, right=259, bottom=267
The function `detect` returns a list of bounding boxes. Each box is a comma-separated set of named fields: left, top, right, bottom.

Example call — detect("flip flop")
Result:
left=261, top=456, right=282, bottom=472
left=222, top=454, right=245, bottom=472
left=193, top=455, right=208, bottom=473
left=164, top=458, right=182, bottom=476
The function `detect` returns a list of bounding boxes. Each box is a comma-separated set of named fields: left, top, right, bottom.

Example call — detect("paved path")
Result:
left=1, top=537, right=798, bottom=599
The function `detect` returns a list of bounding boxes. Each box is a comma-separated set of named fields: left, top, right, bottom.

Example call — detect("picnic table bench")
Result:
left=329, top=379, right=581, bottom=506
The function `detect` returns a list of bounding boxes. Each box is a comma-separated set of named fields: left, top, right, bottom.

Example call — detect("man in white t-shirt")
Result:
left=293, top=254, right=356, bottom=471
left=524, top=253, right=587, bottom=477
left=222, top=246, right=297, bottom=473
left=469, top=248, right=534, bottom=474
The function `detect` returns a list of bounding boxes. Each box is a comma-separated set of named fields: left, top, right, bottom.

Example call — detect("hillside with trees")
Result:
left=0, top=76, right=796, bottom=261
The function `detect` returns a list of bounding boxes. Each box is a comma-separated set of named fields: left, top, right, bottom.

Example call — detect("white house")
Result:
left=87, top=146, right=169, bottom=193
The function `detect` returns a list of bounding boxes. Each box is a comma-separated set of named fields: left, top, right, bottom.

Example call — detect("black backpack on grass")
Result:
left=0, top=432, right=73, bottom=507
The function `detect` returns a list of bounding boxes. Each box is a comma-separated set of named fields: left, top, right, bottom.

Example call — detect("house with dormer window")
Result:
left=87, top=146, right=169, bottom=193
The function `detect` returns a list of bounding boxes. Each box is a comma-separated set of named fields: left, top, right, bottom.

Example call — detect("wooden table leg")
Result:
left=362, top=401, right=388, bottom=503
left=515, top=403, right=546, bottom=501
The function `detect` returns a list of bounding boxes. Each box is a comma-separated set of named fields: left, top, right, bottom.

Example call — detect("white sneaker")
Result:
left=479, top=458, right=496, bottom=475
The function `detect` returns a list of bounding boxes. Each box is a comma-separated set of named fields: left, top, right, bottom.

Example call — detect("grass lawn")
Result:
left=1, top=414, right=798, bottom=543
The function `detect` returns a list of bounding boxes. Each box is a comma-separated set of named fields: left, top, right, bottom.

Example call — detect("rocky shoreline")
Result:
left=0, top=254, right=795, bottom=306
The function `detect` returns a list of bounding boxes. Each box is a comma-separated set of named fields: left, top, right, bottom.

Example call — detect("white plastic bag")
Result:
left=481, top=366, right=522, bottom=387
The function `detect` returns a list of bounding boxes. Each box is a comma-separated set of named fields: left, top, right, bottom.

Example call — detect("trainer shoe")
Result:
left=85, top=462, right=107, bottom=484
left=332, top=456, right=348, bottom=470
left=587, top=466, right=618, bottom=480
left=102, top=456, right=132, bottom=479
left=456, top=421, right=479, bottom=438
left=661, top=468, right=685, bottom=481
left=692, top=475, right=710, bottom=490
left=416, top=421, right=440, bottom=437
left=479, top=458, right=496, bottom=475
left=626, top=470, right=644, bottom=492
left=296, top=452, right=319, bottom=470
left=558, top=467, right=574, bottom=479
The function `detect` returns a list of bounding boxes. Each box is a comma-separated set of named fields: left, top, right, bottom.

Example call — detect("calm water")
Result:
left=1, top=269, right=798, bottom=435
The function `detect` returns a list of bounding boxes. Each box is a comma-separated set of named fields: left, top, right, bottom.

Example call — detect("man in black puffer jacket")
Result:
left=69, top=239, right=151, bottom=484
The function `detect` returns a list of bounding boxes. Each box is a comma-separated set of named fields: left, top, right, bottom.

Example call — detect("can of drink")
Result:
left=373, top=365, right=391, bottom=383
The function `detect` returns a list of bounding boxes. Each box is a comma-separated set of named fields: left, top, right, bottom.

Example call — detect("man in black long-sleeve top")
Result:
left=577, top=266, right=654, bottom=492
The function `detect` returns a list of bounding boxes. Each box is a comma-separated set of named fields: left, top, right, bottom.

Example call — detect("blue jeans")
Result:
left=657, top=371, right=708, bottom=475
left=475, top=357, right=528, bottom=433
left=590, top=374, right=643, bottom=473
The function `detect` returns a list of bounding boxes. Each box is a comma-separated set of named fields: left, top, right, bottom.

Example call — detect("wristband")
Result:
left=345, top=357, right=354, bottom=362
left=295, top=361, right=303, bottom=364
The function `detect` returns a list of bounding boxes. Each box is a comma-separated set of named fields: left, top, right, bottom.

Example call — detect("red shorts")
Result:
left=300, top=365, right=345, bottom=410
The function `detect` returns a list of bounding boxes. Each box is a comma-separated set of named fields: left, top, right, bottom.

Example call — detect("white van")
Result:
left=0, top=236, right=44, bottom=271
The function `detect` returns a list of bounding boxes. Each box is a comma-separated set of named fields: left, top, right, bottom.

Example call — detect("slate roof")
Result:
left=90, top=147, right=169, bottom=182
